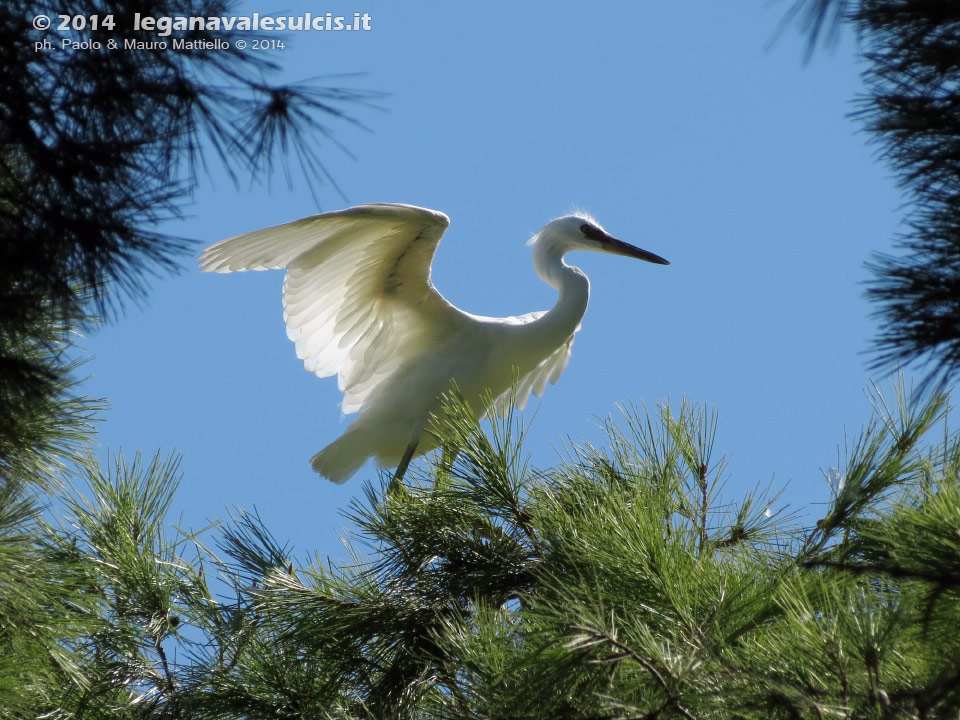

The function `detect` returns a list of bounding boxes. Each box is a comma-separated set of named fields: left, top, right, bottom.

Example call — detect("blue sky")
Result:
left=79, top=1, right=907, bottom=559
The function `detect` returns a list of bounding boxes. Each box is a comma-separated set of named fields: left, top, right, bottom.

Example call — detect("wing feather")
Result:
left=517, top=334, right=575, bottom=410
left=201, top=202, right=577, bottom=422
left=201, top=204, right=468, bottom=414
left=488, top=328, right=577, bottom=418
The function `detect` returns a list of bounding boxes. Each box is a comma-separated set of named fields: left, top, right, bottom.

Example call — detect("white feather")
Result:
left=200, top=204, right=668, bottom=483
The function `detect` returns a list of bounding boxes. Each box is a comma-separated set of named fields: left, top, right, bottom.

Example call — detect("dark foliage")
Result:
left=0, top=0, right=378, bottom=486
left=787, top=0, right=960, bottom=379
left=857, top=3, right=960, bottom=377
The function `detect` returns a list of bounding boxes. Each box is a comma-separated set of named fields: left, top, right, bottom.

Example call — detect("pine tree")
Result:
left=0, top=0, right=379, bottom=495
left=0, top=2, right=378, bottom=714
left=45, top=384, right=960, bottom=719
left=8, top=3, right=960, bottom=717
left=787, top=0, right=960, bottom=378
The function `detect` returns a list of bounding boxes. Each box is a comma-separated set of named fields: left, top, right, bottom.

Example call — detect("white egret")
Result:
left=200, top=203, right=668, bottom=484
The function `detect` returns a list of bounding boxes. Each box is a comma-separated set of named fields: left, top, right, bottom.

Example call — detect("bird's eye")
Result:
left=580, top=223, right=606, bottom=242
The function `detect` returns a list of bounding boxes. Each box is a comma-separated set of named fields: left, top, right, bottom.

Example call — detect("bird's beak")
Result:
left=600, top=235, right=670, bottom=265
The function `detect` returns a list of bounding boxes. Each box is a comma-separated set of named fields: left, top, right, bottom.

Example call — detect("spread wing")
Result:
left=517, top=331, right=575, bottom=409
left=489, top=312, right=577, bottom=418
left=200, top=203, right=473, bottom=414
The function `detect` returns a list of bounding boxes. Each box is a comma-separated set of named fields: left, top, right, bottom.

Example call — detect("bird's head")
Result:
left=530, top=214, right=670, bottom=265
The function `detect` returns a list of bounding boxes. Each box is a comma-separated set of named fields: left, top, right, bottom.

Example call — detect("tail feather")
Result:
left=310, top=427, right=371, bottom=484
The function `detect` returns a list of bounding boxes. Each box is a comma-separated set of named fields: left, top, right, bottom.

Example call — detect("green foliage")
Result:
left=18, top=383, right=959, bottom=719
left=0, top=298, right=101, bottom=489
left=7, top=3, right=960, bottom=716
left=0, top=478, right=98, bottom=719
left=0, top=12, right=379, bottom=712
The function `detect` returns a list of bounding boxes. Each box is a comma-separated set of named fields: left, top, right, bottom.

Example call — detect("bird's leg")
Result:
left=388, top=441, right=418, bottom=493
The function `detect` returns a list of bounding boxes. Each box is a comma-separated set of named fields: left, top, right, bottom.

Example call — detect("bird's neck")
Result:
left=531, top=241, right=590, bottom=342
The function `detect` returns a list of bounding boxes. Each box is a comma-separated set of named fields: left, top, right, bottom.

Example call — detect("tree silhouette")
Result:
left=0, top=0, right=379, bottom=482
left=787, top=0, right=960, bottom=379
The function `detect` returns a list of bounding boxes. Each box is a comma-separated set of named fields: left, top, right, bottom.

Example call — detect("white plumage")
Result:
left=200, top=203, right=668, bottom=483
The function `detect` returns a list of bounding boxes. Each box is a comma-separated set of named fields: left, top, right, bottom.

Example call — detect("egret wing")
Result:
left=489, top=313, right=578, bottom=417
left=200, top=203, right=471, bottom=414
